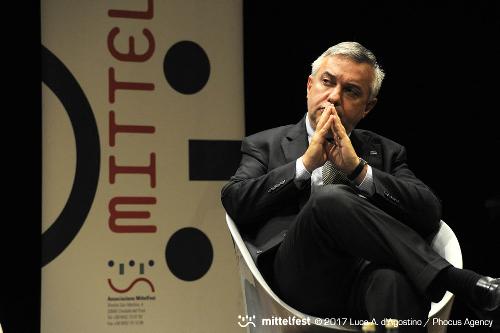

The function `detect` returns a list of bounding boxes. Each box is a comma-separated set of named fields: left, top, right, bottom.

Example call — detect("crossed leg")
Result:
left=273, top=185, right=449, bottom=331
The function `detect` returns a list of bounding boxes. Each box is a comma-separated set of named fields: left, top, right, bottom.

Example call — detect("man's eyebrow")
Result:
left=321, top=71, right=335, bottom=79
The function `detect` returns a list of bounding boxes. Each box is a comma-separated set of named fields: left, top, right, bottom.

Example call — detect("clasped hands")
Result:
left=302, top=105, right=360, bottom=176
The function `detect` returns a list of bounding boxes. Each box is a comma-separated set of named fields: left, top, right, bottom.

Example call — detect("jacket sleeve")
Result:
left=221, top=137, right=304, bottom=226
left=370, top=145, right=442, bottom=236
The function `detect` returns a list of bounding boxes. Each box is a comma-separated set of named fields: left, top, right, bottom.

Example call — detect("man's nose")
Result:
left=327, top=87, right=341, bottom=106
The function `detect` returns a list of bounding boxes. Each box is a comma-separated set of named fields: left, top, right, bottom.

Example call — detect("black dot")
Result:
left=165, top=227, right=213, bottom=281
left=163, top=41, right=210, bottom=94
left=148, top=260, right=154, bottom=267
left=129, top=260, right=135, bottom=267
left=108, top=260, right=114, bottom=267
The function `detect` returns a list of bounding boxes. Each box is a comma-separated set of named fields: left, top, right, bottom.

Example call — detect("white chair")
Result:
left=226, top=214, right=462, bottom=333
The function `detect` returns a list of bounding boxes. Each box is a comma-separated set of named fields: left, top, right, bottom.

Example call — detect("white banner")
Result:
left=42, top=0, right=244, bottom=331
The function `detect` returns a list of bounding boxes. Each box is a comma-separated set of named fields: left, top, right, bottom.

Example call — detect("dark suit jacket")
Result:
left=221, top=116, right=441, bottom=266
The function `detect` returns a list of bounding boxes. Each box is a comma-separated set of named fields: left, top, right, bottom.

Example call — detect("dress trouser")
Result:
left=273, top=185, right=451, bottom=332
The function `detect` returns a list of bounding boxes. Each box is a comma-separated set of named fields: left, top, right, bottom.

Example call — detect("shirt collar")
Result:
left=305, top=113, right=315, bottom=139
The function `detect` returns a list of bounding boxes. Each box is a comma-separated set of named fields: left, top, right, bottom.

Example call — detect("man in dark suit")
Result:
left=222, top=42, right=499, bottom=331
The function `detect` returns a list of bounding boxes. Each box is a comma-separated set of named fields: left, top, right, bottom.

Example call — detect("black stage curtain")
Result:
left=243, top=1, right=499, bottom=332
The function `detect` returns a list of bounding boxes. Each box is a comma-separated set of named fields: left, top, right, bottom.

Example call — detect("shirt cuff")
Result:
left=356, top=165, right=374, bottom=196
left=295, top=157, right=311, bottom=187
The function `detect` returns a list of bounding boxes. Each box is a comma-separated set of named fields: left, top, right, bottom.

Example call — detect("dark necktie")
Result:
left=322, top=160, right=349, bottom=185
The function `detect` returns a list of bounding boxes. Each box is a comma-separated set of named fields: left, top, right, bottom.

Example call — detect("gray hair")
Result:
left=311, top=41, right=385, bottom=99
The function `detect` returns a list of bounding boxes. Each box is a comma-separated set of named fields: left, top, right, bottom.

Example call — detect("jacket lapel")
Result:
left=351, top=129, right=383, bottom=170
left=281, top=117, right=308, bottom=163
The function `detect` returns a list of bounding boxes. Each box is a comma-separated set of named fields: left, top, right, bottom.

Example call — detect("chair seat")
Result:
left=226, top=214, right=463, bottom=333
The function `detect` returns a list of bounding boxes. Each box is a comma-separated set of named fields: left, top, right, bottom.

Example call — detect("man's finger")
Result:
left=315, top=107, right=332, bottom=131
left=331, top=112, right=347, bottom=139
left=318, top=115, right=334, bottom=138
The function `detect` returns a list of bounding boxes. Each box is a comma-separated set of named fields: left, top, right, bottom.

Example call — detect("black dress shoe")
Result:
left=473, top=276, right=500, bottom=311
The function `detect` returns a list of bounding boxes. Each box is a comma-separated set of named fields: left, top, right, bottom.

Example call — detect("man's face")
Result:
left=306, top=55, right=377, bottom=133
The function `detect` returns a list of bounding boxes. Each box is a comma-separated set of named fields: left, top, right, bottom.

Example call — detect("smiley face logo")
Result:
left=107, top=259, right=155, bottom=293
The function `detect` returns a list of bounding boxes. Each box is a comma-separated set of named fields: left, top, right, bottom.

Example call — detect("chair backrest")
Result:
left=226, top=214, right=463, bottom=333
left=428, top=221, right=463, bottom=318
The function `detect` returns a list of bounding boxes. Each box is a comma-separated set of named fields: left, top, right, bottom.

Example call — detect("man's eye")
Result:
left=322, top=78, right=331, bottom=85
left=345, top=87, right=361, bottom=97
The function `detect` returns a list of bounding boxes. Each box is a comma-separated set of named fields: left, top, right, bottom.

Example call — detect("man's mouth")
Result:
left=319, top=103, right=336, bottom=110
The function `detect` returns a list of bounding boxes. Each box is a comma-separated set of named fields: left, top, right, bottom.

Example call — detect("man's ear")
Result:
left=363, top=98, right=377, bottom=118
left=306, top=76, right=313, bottom=96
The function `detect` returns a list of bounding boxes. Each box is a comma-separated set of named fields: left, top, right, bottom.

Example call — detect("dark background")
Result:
left=244, top=1, right=499, bottom=332
left=1, top=2, right=41, bottom=333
